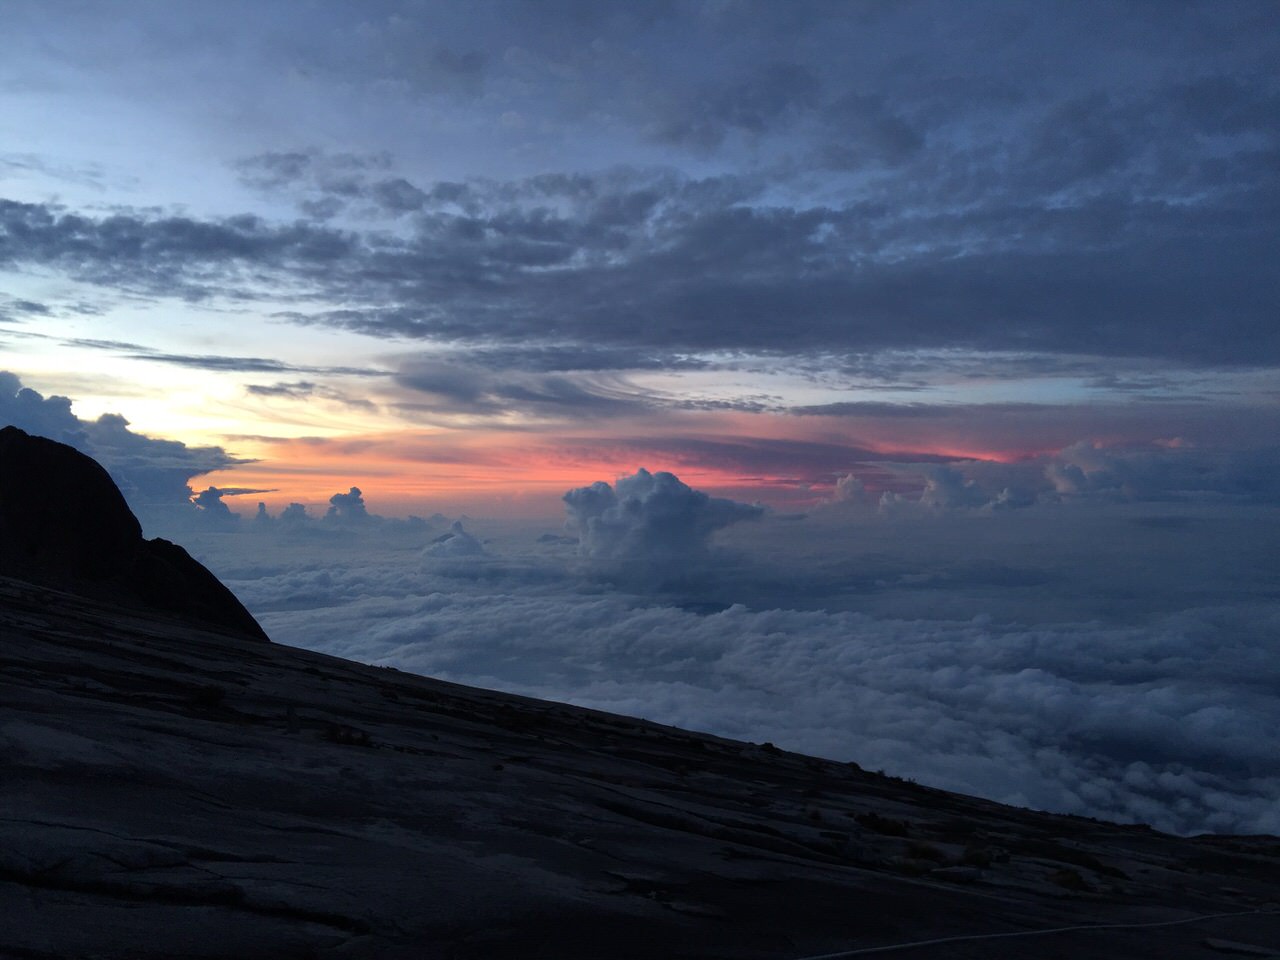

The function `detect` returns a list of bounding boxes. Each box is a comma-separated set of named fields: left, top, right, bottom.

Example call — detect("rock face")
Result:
left=0, top=425, right=268, bottom=641
left=2, top=575, right=1279, bottom=959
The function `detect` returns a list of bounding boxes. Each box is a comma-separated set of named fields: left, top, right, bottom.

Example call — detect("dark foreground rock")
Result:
left=0, top=425, right=267, bottom=641
left=1, top=575, right=1277, bottom=959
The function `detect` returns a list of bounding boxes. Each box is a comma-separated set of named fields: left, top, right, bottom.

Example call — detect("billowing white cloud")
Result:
left=828, top=472, right=871, bottom=506
left=192, top=486, right=236, bottom=522
left=564, top=468, right=762, bottom=574
left=919, top=465, right=991, bottom=510
left=423, top=520, right=485, bottom=558
left=867, top=441, right=1280, bottom=516
left=326, top=485, right=370, bottom=522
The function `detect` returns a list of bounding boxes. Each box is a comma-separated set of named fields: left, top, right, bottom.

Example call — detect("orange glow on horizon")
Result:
left=196, top=411, right=1087, bottom=517
left=199, top=428, right=797, bottom=517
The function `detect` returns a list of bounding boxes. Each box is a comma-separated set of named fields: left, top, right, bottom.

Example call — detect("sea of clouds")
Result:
left=4, top=371, right=1279, bottom=836
left=177, top=481, right=1280, bottom=838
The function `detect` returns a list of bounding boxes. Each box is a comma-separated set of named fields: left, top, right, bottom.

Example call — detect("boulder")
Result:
left=0, top=425, right=268, bottom=641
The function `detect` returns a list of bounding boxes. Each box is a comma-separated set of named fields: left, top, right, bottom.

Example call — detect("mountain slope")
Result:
left=2, top=573, right=1277, bottom=959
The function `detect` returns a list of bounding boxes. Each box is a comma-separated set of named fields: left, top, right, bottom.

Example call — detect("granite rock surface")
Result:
left=0, top=425, right=267, bottom=641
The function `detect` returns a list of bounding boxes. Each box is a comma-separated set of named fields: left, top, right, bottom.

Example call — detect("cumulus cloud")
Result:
left=192, top=488, right=442, bottom=546
left=1046, top=443, right=1280, bottom=505
left=191, top=486, right=236, bottom=522
left=0, top=377, right=444, bottom=541
left=423, top=520, right=486, bottom=558
left=919, top=466, right=992, bottom=511
left=391, top=358, right=651, bottom=421
left=563, top=468, right=762, bottom=574
left=864, top=441, right=1280, bottom=516
left=830, top=472, right=870, bottom=505
left=1039, top=441, right=1280, bottom=503
left=0, top=372, right=244, bottom=524
left=279, top=503, right=310, bottom=526
left=0, top=370, right=86, bottom=447
left=326, top=486, right=370, bottom=522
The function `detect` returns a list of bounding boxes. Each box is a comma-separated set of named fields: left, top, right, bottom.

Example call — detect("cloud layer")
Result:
left=5, top=0, right=1279, bottom=370
left=176, top=500, right=1280, bottom=838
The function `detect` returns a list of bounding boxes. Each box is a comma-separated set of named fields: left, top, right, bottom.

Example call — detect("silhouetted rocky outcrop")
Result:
left=0, top=425, right=268, bottom=640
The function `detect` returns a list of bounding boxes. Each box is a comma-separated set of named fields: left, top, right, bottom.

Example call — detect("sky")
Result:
left=2, top=1, right=1279, bottom=836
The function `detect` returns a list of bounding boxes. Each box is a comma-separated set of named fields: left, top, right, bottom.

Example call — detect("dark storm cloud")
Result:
left=10, top=135, right=1275, bottom=366
left=307, top=192, right=1274, bottom=365
left=391, top=359, right=652, bottom=419
left=0, top=296, right=50, bottom=318
left=454, top=345, right=709, bottom=373
left=3, top=4, right=1278, bottom=367
left=244, top=381, right=377, bottom=410
left=0, top=198, right=357, bottom=299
